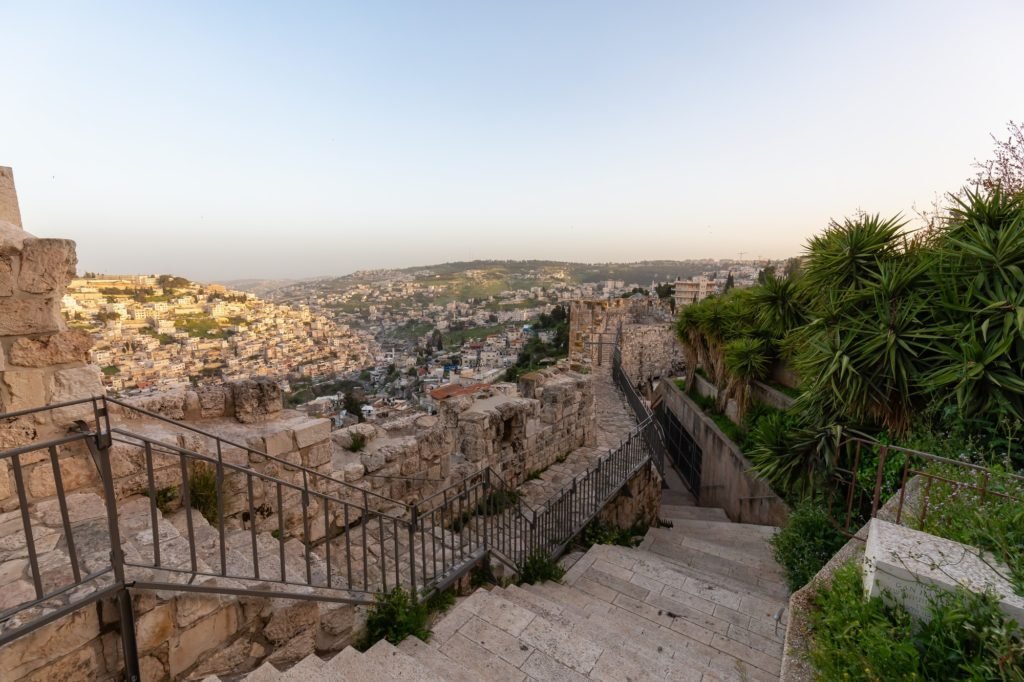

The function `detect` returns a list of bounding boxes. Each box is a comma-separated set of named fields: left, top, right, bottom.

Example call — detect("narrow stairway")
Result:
left=232, top=486, right=789, bottom=681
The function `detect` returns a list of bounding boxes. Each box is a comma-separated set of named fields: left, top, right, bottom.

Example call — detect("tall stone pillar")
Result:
left=0, top=166, right=103, bottom=452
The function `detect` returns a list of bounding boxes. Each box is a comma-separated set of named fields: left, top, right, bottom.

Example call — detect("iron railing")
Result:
left=826, top=436, right=1024, bottom=537
left=611, top=342, right=667, bottom=476
left=0, top=344, right=661, bottom=679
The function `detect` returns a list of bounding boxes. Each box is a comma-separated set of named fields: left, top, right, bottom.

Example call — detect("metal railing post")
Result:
left=408, top=504, right=419, bottom=600
left=91, top=432, right=140, bottom=681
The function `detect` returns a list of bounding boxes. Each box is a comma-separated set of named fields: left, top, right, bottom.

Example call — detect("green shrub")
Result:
left=358, top=586, right=430, bottom=650
left=518, top=550, right=565, bottom=585
left=811, top=562, right=1024, bottom=680
left=810, top=562, right=920, bottom=680
left=450, top=488, right=521, bottom=532
left=187, top=462, right=219, bottom=524
left=770, top=502, right=847, bottom=591
left=346, top=432, right=367, bottom=452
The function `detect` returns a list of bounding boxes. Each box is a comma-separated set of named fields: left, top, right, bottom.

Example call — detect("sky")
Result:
left=1, top=1, right=1023, bottom=281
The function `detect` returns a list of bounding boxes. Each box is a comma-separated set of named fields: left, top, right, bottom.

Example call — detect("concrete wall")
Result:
left=656, top=380, right=788, bottom=527
left=750, top=380, right=796, bottom=411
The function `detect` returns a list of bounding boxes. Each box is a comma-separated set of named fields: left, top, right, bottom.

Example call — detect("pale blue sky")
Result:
left=2, top=1, right=1022, bottom=280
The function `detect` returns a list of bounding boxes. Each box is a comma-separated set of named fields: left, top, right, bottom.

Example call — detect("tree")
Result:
left=343, top=391, right=365, bottom=422
left=654, top=282, right=674, bottom=299
left=972, top=120, right=1024, bottom=197
left=723, top=273, right=735, bottom=291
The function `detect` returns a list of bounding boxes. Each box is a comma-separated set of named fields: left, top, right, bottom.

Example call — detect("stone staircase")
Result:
left=232, top=490, right=789, bottom=681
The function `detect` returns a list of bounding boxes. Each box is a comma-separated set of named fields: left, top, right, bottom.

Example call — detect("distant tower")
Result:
left=0, top=166, right=23, bottom=228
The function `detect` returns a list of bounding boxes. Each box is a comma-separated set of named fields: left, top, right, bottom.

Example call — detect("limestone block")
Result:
left=9, top=330, right=92, bottom=368
left=168, top=605, right=239, bottom=678
left=302, top=442, right=331, bottom=468
left=262, top=428, right=295, bottom=457
left=195, top=384, right=230, bottom=418
left=2, top=369, right=46, bottom=411
left=26, top=455, right=98, bottom=498
left=262, top=599, right=319, bottom=645
left=293, top=418, right=330, bottom=449
left=138, top=656, right=166, bottom=682
left=341, top=462, right=364, bottom=482
left=230, top=378, right=282, bottom=424
left=361, top=451, right=385, bottom=473
left=17, top=238, right=76, bottom=294
left=135, top=602, right=175, bottom=654
left=863, top=518, right=1024, bottom=626
left=0, top=460, right=12, bottom=500
left=188, top=634, right=256, bottom=679
left=0, top=255, right=12, bottom=296
left=0, top=606, right=100, bottom=680
left=47, top=365, right=103, bottom=404
left=175, top=592, right=225, bottom=628
left=21, top=642, right=102, bottom=682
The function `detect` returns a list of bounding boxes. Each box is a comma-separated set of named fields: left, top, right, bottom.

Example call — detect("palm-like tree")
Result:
left=722, top=337, right=770, bottom=420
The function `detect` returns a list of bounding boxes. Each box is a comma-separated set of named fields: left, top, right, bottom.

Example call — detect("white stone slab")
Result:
left=863, top=518, right=1024, bottom=626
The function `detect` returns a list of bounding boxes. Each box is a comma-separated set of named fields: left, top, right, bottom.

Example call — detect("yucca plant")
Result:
left=722, top=337, right=770, bottom=421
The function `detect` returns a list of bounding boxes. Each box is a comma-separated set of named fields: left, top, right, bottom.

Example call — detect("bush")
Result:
left=358, top=586, right=430, bottom=650
left=582, top=520, right=644, bottom=548
left=770, top=502, right=846, bottom=591
left=518, top=550, right=565, bottom=585
left=346, top=432, right=367, bottom=452
left=811, top=562, right=1024, bottom=680
left=149, top=485, right=178, bottom=515
left=810, top=562, right=920, bottom=680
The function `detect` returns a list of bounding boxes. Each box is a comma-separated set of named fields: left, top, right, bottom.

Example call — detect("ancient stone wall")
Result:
left=617, top=324, right=685, bottom=391
left=596, top=461, right=662, bottom=531
left=0, top=167, right=22, bottom=228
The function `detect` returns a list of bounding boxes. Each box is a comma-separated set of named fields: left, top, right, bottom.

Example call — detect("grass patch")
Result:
left=518, top=549, right=565, bottom=585
left=346, top=432, right=367, bottom=453
left=581, top=520, right=646, bottom=548
left=187, top=462, right=219, bottom=524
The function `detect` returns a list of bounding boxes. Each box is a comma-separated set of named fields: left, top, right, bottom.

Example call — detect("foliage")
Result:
left=101, top=365, right=120, bottom=376
left=971, top=120, right=1024, bottom=196
left=346, top=432, right=367, bottom=452
left=149, top=485, right=178, bottom=514
left=769, top=501, right=847, bottom=591
left=187, top=462, right=219, bottom=524
left=358, top=586, right=431, bottom=650
left=581, top=520, right=643, bottom=548
left=810, top=562, right=1024, bottom=681
left=343, top=391, right=365, bottom=422
left=518, top=549, right=565, bottom=585
left=809, top=562, right=921, bottom=680
left=449, top=488, right=521, bottom=533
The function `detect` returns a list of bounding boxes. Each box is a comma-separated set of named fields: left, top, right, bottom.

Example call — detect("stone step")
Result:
left=643, top=522, right=778, bottom=565
left=640, top=528, right=786, bottom=586
left=652, top=523, right=780, bottom=563
left=566, top=545, right=788, bottom=639
left=661, top=489, right=698, bottom=506
left=365, top=639, right=444, bottom=681
left=452, top=587, right=606, bottom=678
left=528, top=582, right=779, bottom=682
left=321, top=645, right=393, bottom=681
left=658, top=504, right=730, bottom=522
left=398, top=636, right=481, bottom=682
left=498, top=584, right=702, bottom=682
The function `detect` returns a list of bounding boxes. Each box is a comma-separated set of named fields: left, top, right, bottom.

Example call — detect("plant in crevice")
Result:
left=518, top=550, right=565, bottom=585
left=346, top=432, right=367, bottom=452
left=357, top=586, right=431, bottom=650
left=187, top=462, right=219, bottom=524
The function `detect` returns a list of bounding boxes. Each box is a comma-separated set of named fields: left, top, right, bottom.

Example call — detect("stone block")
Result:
left=195, top=384, right=229, bottom=418
left=302, top=442, right=331, bottom=468
left=293, top=418, right=331, bottom=449
left=0, top=606, right=100, bottom=680
left=175, top=592, right=224, bottom=628
left=18, top=238, right=77, bottom=294
left=263, top=599, right=319, bottom=645
left=135, top=602, right=174, bottom=654
left=230, top=379, right=282, bottom=424
left=47, top=365, right=103, bottom=404
left=168, top=605, right=239, bottom=678
left=9, top=330, right=92, bottom=368
left=21, top=642, right=101, bottom=682
left=262, top=428, right=295, bottom=457
left=863, top=518, right=1024, bottom=626
left=26, top=454, right=98, bottom=498
left=341, top=462, right=364, bottom=482
left=2, top=369, right=46, bottom=411
left=0, top=255, right=12, bottom=296
left=361, top=452, right=385, bottom=473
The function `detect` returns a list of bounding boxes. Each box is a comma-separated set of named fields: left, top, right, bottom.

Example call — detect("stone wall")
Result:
left=568, top=297, right=674, bottom=368
left=328, top=368, right=595, bottom=505
left=656, top=380, right=789, bottom=526
left=618, top=324, right=685, bottom=391
left=596, top=461, right=662, bottom=531
left=0, top=167, right=22, bottom=228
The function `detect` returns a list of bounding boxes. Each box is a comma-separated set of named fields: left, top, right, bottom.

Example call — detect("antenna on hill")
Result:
left=738, top=251, right=746, bottom=261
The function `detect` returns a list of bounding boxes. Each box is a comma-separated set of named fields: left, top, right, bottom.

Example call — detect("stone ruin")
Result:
left=568, top=297, right=684, bottom=391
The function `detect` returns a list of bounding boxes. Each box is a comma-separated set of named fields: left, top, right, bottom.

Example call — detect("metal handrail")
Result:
left=106, top=396, right=405, bottom=508
left=826, top=435, right=1024, bottom=537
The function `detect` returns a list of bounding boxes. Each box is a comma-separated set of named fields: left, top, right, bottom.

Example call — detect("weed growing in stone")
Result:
left=149, top=485, right=178, bottom=515
left=518, top=550, right=565, bottom=584
left=187, top=462, right=219, bottom=524
left=346, top=432, right=367, bottom=453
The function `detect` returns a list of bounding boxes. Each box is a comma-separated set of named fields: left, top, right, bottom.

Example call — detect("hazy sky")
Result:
left=2, top=2, right=1022, bottom=281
